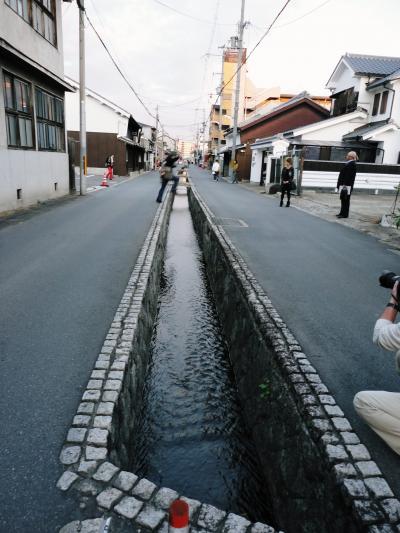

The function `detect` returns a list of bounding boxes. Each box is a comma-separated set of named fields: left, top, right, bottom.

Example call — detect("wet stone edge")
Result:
left=58, top=188, right=279, bottom=533
left=188, top=183, right=400, bottom=533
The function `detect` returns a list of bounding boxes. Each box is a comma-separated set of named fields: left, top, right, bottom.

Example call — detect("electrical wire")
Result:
left=252, top=0, right=331, bottom=32
left=82, top=9, right=157, bottom=122
left=152, top=0, right=235, bottom=26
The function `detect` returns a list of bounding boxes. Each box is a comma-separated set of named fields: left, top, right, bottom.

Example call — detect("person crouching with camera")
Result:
left=354, top=279, right=400, bottom=456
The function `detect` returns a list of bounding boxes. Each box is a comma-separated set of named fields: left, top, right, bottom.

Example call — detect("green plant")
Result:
left=259, top=379, right=271, bottom=399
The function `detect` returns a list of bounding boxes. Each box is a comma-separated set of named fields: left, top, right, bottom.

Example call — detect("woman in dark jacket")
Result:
left=336, top=151, right=357, bottom=218
left=280, top=157, right=294, bottom=207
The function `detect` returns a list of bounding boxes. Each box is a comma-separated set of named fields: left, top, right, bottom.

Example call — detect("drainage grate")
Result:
left=213, top=217, right=248, bottom=227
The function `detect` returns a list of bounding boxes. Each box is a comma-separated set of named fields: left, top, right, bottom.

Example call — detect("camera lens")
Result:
left=379, top=270, right=400, bottom=289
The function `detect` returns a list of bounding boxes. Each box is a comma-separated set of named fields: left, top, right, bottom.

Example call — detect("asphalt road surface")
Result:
left=0, top=173, right=160, bottom=532
left=189, top=165, right=400, bottom=498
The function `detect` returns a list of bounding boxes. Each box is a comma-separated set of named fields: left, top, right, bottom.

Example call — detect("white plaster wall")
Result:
left=357, top=77, right=371, bottom=113
left=330, top=65, right=360, bottom=95
left=0, top=1, right=64, bottom=78
left=250, top=149, right=263, bottom=182
left=65, top=91, right=129, bottom=135
left=0, top=149, right=69, bottom=213
left=378, top=130, right=400, bottom=164
left=302, top=170, right=400, bottom=191
left=298, top=116, right=366, bottom=142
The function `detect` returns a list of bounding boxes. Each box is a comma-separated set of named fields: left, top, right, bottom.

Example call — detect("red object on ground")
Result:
left=169, top=499, right=189, bottom=530
left=100, top=172, right=109, bottom=187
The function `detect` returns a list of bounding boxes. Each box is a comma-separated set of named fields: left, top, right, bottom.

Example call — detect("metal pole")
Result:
left=230, top=0, right=245, bottom=182
left=154, top=105, right=159, bottom=169
left=217, top=47, right=225, bottom=170
left=78, top=0, right=86, bottom=195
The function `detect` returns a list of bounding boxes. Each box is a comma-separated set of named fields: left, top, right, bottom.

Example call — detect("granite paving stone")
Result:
left=132, top=478, right=157, bottom=500
left=152, top=487, right=179, bottom=509
left=60, top=446, right=81, bottom=465
left=135, top=505, right=165, bottom=529
left=96, top=487, right=123, bottom=510
left=114, top=496, right=143, bottom=519
left=57, top=471, right=79, bottom=491
left=82, top=390, right=101, bottom=402
left=197, top=504, right=226, bottom=531
left=222, top=513, right=251, bottom=532
left=87, top=428, right=108, bottom=446
left=93, top=461, right=119, bottom=482
left=93, top=416, right=112, bottom=430
left=72, top=415, right=91, bottom=427
left=356, top=461, right=382, bottom=477
left=86, top=446, right=107, bottom=461
left=365, top=478, right=395, bottom=498
left=113, top=471, right=138, bottom=492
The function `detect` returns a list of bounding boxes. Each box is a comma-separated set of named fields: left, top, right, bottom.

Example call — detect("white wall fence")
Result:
left=302, top=171, right=400, bottom=192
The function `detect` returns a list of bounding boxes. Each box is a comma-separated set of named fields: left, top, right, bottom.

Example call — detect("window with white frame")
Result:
left=35, top=87, right=65, bottom=151
left=5, top=0, right=57, bottom=46
left=3, top=72, right=34, bottom=149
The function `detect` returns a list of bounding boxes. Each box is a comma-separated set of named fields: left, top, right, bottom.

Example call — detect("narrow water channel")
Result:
left=131, top=191, right=271, bottom=523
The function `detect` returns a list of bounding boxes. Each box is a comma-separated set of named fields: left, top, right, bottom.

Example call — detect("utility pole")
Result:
left=230, top=0, right=246, bottom=182
left=154, top=105, right=159, bottom=169
left=201, top=109, right=206, bottom=166
left=218, top=45, right=225, bottom=168
left=78, top=0, right=86, bottom=195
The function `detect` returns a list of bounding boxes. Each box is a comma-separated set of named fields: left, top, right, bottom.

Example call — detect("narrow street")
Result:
left=0, top=173, right=160, bottom=531
left=189, top=165, right=400, bottom=499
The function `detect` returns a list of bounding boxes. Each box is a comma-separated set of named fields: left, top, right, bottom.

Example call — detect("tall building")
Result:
left=177, top=139, right=195, bottom=160
left=209, top=40, right=247, bottom=159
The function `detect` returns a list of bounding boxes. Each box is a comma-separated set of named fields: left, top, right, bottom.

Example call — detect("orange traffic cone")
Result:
left=101, top=172, right=109, bottom=187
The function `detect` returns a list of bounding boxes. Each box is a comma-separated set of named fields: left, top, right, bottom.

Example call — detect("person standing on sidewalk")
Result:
left=280, top=157, right=294, bottom=207
left=230, top=159, right=239, bottom=183
left=212, top=159, right=220, bottom=181
left=336, top=151, right=358, bottom=218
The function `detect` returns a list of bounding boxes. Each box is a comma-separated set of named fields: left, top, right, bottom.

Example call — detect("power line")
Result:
left=252, top=0, right=331, bottom=32
left=84, top=10, right=156, bottom=121
left=152, top=0, right=235, bottom=26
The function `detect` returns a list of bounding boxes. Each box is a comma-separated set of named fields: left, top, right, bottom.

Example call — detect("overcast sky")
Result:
left=62, top=0, right=400, bottom=141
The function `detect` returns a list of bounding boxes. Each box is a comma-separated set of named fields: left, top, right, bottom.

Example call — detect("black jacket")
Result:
left=281, top=167, right=294, bottom=188
left=337, top=160, right=356, bottom=191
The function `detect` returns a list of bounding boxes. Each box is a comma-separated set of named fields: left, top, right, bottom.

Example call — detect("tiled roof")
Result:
left=345, top=53, right=400, bottom=77
left=368, top=67, right=400, bottom=89
left=342, top=120, right=389, bottom=140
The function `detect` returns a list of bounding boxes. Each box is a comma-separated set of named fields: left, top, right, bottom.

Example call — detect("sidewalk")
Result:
left=73, top=169, right=147, bottom=193
left=239, top=181, right=400, bottom=250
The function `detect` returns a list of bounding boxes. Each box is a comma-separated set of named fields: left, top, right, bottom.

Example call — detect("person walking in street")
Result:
left=280, top=157, right=294, bottom=207
left=231, top=159, right=239, bottom=183
left=336, top=151, right=358, bottom=218
left=212, top=159, right=220, bottom=181
left=156, top=150, right=180, bottom=203
left=105, top=154, right=114, bottom=180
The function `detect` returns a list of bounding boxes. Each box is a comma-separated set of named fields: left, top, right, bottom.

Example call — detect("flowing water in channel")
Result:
left=130, top=191, right=271, bottom=523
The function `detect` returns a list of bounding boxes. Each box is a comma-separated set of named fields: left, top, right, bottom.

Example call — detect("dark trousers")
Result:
left=339, top=190, right=351, bottom=217
left=156, top=177, right=179, bottom=202
left=280, top=185, right=291, bottom=206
